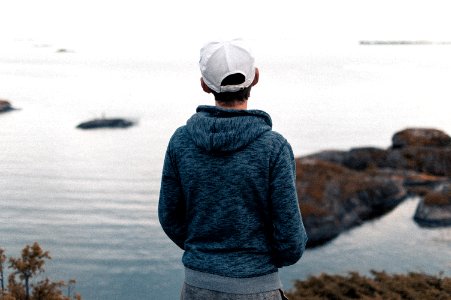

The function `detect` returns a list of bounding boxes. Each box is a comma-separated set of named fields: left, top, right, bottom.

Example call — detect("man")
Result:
left=159, top=39, right=307, bottom=300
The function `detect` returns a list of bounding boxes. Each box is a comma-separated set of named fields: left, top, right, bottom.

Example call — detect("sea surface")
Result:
left=1, top=42, right=450, bottom=299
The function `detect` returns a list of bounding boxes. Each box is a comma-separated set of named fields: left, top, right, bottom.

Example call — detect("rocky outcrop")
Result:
left=297, top=158, right=407, bottom=247
left=414, top=182, right=451, bottom=227
left=385, top=146, right=451, bottom=177
left=76, top=118, right=135, bottom=129
left=306, top=132, right=451, bottom=177
left=299, top=128, right=451, bottom=247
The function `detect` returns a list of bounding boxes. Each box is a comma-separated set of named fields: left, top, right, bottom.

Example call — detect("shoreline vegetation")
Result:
left=0, top=243, right=81, bottom=300
left=286, top=271, right=451, bottom=299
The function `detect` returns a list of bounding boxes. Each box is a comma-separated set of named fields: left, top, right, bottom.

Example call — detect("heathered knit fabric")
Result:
left=159, top=105, right=307, bottom=280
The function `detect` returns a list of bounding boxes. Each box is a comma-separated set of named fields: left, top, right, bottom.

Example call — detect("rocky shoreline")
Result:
left=297, top=128, right=451, bottom=247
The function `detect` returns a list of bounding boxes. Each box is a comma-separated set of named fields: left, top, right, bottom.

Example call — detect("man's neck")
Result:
left=215, top=100, right=248, bottom=110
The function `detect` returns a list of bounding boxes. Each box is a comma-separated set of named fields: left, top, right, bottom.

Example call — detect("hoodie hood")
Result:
left=186, top=105, right=272, bottom=153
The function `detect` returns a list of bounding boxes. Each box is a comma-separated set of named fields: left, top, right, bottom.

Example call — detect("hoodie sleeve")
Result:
left=269, top=141, right=308, bottom=267
left=158, top=143, right=186, bottom=250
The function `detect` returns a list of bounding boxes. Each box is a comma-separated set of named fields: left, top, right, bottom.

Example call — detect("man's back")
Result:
left=161, top=105, right=305, bottom=277
left=158, top=39, right=307, bottom=299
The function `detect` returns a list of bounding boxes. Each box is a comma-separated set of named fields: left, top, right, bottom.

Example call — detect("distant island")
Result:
left=360, top=40, right=451, bottom=45
left=56, top=48, right=74, bottom=53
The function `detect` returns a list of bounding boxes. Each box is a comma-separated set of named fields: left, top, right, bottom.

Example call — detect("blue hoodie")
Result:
left=159, top=105, right=307, bottom=286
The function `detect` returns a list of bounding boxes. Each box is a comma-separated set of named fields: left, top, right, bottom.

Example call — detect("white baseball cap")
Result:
left=199, top=39, right=256, bottom=93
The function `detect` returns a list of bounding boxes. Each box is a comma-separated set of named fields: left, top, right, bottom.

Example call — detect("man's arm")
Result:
left=158, top=145, right=186, bottom=250
left=269, top=142, right=308, bottom=267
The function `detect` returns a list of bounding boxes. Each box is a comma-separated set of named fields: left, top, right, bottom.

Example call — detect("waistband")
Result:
left=184, top=267, right=282, bottom=294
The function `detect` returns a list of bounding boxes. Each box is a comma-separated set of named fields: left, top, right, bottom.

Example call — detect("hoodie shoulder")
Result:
left=167, top=125, right=190, bottom=151
left=257, top=130, right=295, bottom=175
left=261, top=130, right=289, bottom=150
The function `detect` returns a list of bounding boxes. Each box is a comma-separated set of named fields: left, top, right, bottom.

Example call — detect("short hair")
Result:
left=211, top=73, right=252, bottom=102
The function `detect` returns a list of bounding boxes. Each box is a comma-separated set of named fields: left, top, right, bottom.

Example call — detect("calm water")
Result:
left=1, top=43, right=450, bottom=299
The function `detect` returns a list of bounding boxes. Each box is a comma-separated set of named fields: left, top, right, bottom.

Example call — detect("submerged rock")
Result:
left=76, top=118, right=135, bottom=129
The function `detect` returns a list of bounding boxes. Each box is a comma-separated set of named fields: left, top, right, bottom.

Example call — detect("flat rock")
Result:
left=76, top=118, right=135, bottom=129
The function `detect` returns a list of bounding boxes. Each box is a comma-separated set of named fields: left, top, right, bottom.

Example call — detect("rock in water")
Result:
left=296, top=127, right=451, bottom=247
left=0, top=99, right=14, bottom=113
left=296, top=158, right=407, bottom=247
left=414, top=182, right=451, bottom=227
left=76, top=118, right=135, bottom=129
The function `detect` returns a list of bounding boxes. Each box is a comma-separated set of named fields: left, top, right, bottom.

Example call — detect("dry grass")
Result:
left=286, top=271, right=451, bottom=300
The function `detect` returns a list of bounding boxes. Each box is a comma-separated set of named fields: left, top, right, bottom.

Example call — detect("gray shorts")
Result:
left=180, top=283, right=289, bottom=300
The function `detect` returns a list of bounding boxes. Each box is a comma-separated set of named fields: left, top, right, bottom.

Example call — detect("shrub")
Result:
left=0, top=243, right=81, bottom=300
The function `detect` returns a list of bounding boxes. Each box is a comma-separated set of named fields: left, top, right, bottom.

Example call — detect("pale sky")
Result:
left=1, top=0, right=450, bottom=59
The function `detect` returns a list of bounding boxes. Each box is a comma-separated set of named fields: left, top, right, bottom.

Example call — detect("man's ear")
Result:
left=251, top=68, right=259, bottom=87
left=200, top=78, right=212, bottom=93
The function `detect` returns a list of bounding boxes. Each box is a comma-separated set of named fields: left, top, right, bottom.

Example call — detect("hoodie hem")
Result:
left=184, top=267, right=282, bottom=294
